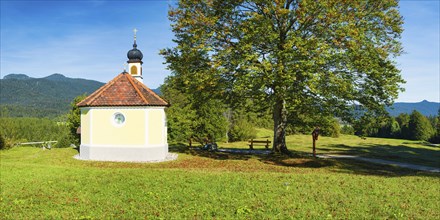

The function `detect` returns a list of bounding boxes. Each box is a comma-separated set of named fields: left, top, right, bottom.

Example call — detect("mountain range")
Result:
left=386, top=100, right=439, bottom=117
left=1, top=73, right=438, bottom=118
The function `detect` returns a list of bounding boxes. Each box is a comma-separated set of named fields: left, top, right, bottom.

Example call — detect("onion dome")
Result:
left=127, top=42, right=143, bottom=62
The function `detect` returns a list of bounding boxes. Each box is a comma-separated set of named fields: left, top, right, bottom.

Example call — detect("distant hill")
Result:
left=387, top=100, right=439, bottom=117
left=1, top=73, right=104, bottom=118
left=0, top=73, right=162, bottom=118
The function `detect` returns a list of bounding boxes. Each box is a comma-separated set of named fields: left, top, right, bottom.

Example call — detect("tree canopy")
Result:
left=162, top=0, right=405, bottom=153
left=408, top=110, right=434, bottom=141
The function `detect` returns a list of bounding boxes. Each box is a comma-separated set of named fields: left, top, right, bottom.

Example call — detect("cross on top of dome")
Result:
left=127, top=28, right=143, bottom=63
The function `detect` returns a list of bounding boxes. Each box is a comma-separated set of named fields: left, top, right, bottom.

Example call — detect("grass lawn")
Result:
left=1, top=134, right=439, bottom=219
left=222, top=128, right=440, bottom=168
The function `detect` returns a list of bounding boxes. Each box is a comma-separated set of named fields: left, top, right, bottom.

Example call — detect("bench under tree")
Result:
left=248, top=139, right=271, bottom=150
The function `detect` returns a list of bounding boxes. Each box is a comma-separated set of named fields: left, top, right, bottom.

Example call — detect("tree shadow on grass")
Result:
left=256, top=151, right=438, bottom=177
left=169, top=144, right=253, bottom=160
left=319, top=144, right=440, bottom=168
left=258, top=153, right=337, bottom=168
left=168, top=144, right=439, bottom=177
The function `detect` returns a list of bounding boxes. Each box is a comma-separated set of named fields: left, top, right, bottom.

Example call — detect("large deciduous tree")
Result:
left=162, top=0, right=404, bottom=153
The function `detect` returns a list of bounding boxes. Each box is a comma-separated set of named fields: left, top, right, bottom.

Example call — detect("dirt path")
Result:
left=318, top=154, right=440, bottom=173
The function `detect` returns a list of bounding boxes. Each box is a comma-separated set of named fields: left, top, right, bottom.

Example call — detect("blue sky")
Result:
left=1, top=0, right=439, bottom=103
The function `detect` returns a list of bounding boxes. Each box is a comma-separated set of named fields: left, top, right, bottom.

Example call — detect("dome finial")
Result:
left=133, top=28, right=138, bottom=47
left=127, top=29, right=143, bottom=62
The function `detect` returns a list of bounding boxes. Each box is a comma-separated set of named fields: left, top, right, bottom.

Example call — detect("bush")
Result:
left=55, top=133, right=73, bottom=148
left=0, top=133, right=11, bottom=150
left=228, top=117, right=257, bottom=142
left=341, top=125, right=355, bottom=135
left=307, top=117, right=341, bottom=138
left=0, top=133, right=14, bottom=150
left=67, top=95, right=87, bottom=146
left=320, top=118, right=340, bottom=138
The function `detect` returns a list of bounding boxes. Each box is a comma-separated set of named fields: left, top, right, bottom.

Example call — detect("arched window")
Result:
left=131, top=66, right=137, bottom=75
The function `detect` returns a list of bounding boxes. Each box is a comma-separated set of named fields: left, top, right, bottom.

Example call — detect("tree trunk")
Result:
left=273, top=98, right=289, bottom=154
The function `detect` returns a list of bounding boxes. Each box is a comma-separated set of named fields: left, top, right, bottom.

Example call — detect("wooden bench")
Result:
left=248, top=139, right=271, bottom=150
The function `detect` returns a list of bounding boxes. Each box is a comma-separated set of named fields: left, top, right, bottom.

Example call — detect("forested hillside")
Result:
left=0, top=73, right=104, bottom=118
left=1, top=73, right=164, bottom=118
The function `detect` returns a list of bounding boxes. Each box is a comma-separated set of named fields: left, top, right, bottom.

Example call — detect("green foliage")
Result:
left=352, top=111, right=440, bottom=143
left=193, top=99, right=229, bottom=143
left=0, top=132, right=10, bottom=150
left=55, top=133, right=73, bottom=148
left=353, top=113, right=386, bottom=137
left=163, top=0, right=404, bottom=152
left=245, top=110, right=273, bottom=130
left=318, top=117, right=341, bottom=138
left=67, top=95, right=87, bottom=146
left=408, top=110, right=434, bottom=141
left=0, top=117, right=69, bottom=144
left=396, top=113, right=410, bottom=138
left=389, top=118, right=401, bottom=138
left=228, top=111, right=257, bottom=142
left=161, top=77, right=228, bottom=144
left=341, top=125, right=355, bottom=135
left=160, top=82, right=196, bottom=142
left=377, top=117, right=401, bottom=138
left=429, top=109, right=440, bottom=143
left=286, top=115, right=341, bottom=138
left=0, top=104, right=64, bottom=118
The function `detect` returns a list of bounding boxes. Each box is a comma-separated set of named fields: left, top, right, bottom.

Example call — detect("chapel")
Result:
left=76, top=30, right=169, bottom=162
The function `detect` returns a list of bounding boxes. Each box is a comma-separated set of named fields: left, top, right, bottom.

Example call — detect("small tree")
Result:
left=353, top=114, right=382, bottom=137
left=377, top=117, right=400, bottom=138
left=161, top=82, right=196, bottom=142
left=228, top=110, right=257, bottom=142
left=193, top=99, right=229, bottom=143
left=396, top=113, right=410, bottom=139
left=429, top=108, right=440, bottom=143
left=389, top=118, right=401, bottom=138
left=408, top=110, right=434, bottom=141
left=67, top=94, right=87, bottom=146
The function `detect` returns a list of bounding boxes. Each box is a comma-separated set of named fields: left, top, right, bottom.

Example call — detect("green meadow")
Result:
left=1, top=131, right=439, bottom=219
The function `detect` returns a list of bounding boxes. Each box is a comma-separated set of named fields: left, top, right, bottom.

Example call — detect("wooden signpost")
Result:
left=312, top=127, right=320, bottom=158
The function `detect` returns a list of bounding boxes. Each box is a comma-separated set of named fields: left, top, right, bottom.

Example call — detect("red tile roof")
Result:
left=77, top=73, right=168, bottom=107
